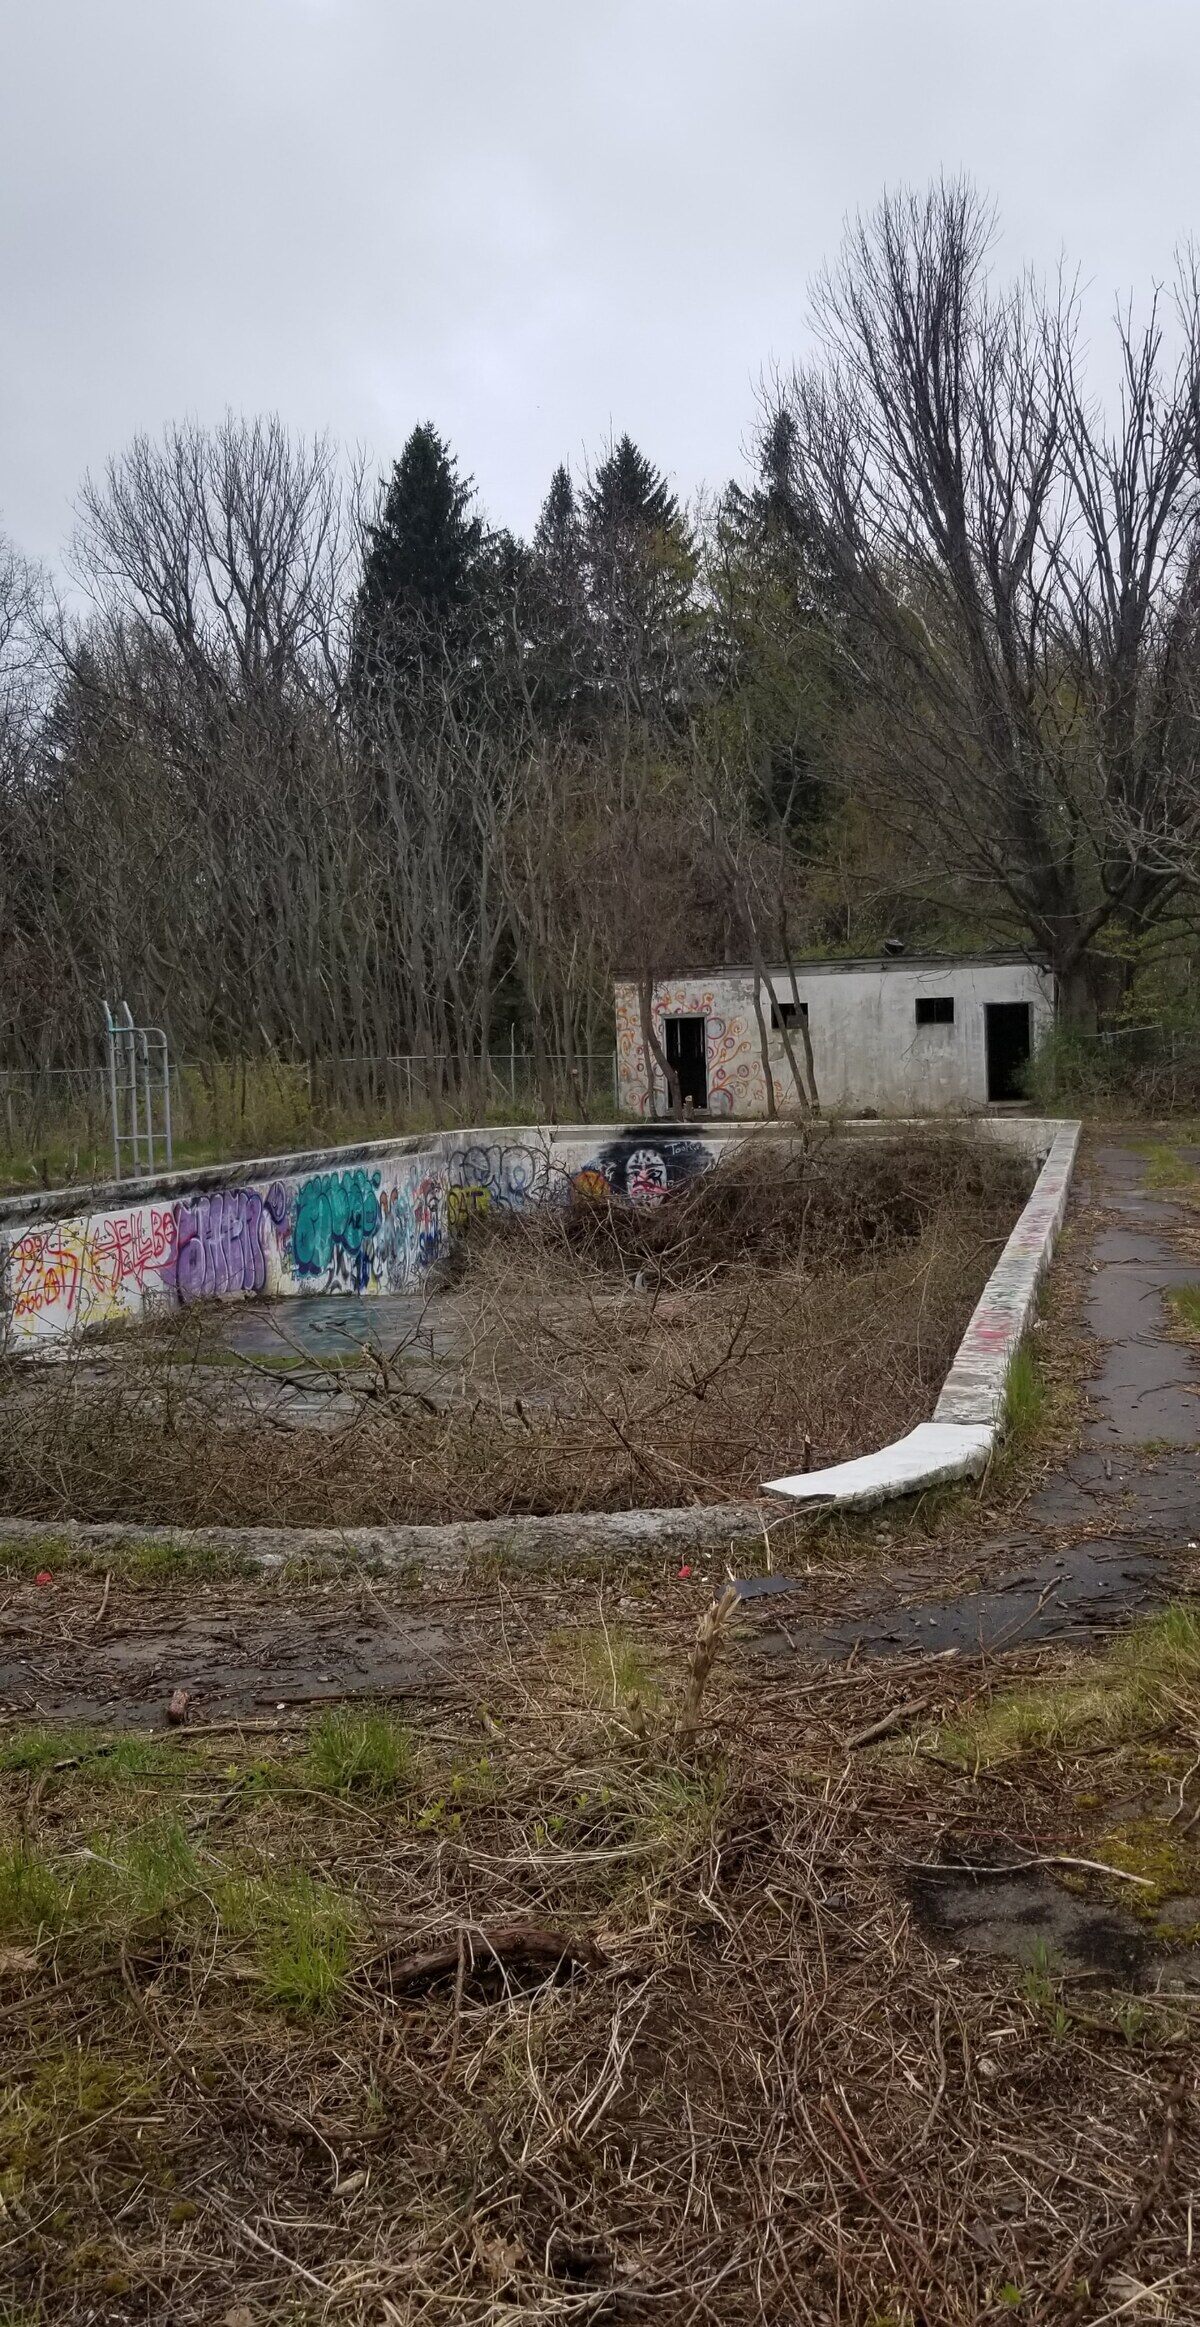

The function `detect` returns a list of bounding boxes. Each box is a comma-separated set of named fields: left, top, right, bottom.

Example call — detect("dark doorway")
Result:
left=985, top=1002, right=1032, bottom=1101
left=663, top=1016, right=708, bottom=1110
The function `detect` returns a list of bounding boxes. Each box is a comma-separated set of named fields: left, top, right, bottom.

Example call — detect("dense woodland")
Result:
left=5, top=183, right=1200, bottom=1103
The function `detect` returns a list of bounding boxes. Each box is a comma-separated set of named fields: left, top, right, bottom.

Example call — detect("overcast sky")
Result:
left=2, top=0, right=1199, bottom=569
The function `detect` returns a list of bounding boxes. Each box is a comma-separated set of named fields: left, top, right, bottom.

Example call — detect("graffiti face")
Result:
left=624, top=1148, right=669, bottom=1205
left=594, top=1134, right=712, bottom=1206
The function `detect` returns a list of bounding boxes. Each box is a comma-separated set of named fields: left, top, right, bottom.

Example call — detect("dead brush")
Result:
left=0, top=1134, right=1030, bottom=1529
left=675, top=1583, right=740, bottom=1744
left=1, top=1631, right=1195, bottom=2327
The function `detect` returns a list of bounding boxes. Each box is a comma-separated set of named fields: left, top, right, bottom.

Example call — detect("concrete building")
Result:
left=615, top=954, right=1055, bottom=1118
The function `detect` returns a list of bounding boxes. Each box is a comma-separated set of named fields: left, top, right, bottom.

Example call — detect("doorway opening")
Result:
left=663, top=1016, right=709, bottom=1111
left=985, top=1001, right=1032, bottom=1101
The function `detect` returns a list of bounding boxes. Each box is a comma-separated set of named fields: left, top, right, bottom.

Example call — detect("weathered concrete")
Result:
left=617, top=955, right=1055, bottom=1117
left=0, top=1123, right=727, bottom=1351
left=744, top=1139, right=1200, bottom=1655
left=765, top=1120, right=1080, bottom=1509
left=0, top=1112, right=1071, bottom=1556
left=0, top=1501, right=783, bottom=1577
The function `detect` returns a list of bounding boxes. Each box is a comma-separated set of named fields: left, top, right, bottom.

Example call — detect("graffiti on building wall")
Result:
left=613, top=981, right=764, bottom=1119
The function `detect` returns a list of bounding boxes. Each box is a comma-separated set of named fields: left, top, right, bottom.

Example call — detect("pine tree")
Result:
left=582, top=435, right=679, bottom=544
left=580, top=437, right=693, bottom=714
left=351, top=424, right=484, bottom=701
left=527, top=465, right=588, bottom=721
left=534, top=465, right=583, bottom=588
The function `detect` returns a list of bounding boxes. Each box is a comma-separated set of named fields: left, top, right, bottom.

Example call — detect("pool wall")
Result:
left=0, top=1124, right=726, bottom=1351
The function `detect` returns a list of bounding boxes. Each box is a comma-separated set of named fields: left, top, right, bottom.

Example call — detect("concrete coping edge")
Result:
left=763, top=1121, right=1081, bottom=1511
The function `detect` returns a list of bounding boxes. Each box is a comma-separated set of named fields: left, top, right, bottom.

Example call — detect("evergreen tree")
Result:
left=534, top=464, right=583, bottom=587
left=582, top=435, right=679, bottom=544
left=351, top=423, right=484, bottom=701
left=580, top=437, right=694, bottom=715
left=527, top=464, right=588, bottom=721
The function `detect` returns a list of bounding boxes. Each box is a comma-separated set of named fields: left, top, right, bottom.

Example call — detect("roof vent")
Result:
left=882, top=936, right=906, bottom=957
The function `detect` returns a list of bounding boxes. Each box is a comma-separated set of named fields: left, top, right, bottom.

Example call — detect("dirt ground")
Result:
left=0, top=1132, right=1197, bottom=2324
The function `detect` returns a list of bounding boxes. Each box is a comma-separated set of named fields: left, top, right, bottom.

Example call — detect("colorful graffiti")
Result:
left=10, top=1226, right=86, bottom=1324
left=569, top=1167, right=612, bottom=1203
left=1, top=1128, right=723, bottom=1349
left=447, top=1142, right=547, bottom=1205
left=174, top=1185, right=286, bottom=1303
left=292, top=1168, right=384, bottom=1290
left=10, top=1209, right=178, bottom=1332
left=613, top=979, right=763, bottom=1119
left=89, top=1208, right=177, bottom=1297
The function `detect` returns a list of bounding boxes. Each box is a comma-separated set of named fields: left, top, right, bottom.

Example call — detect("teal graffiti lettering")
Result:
left=291, top=1169, right=382, bottom=1288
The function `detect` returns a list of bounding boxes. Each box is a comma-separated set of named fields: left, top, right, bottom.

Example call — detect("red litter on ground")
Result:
left=677, top=1565, right=692, bottom=1579
left=34, top=1570, right=53, bottom=1587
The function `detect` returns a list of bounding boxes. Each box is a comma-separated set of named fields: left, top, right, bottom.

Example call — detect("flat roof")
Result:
left=617, top=953, right=1051, bottom=981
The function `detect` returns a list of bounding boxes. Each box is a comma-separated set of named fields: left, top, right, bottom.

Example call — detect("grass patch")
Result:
left=1135, top=1142, right=1200, bottom=1194
left=0, top=1728, right=174, bottom=1783
left=1093, top=1818, right=1200, bottom=1919
left=937, top=1600, right=1200, bottom=1767
left=226, top=1870, right=357, bottom=2016
left=0, top=1817, right=202, bottom=1948
left=563, top=1625, right=662, bottom=1716
left=1002, top=1342, right=1047, bottom=1446
left=1166, top=1282, right=1200, bottom=1338
left=0, top=1536, right=257, bottom=1586
left=306, top=1706, right=417, bottom=1796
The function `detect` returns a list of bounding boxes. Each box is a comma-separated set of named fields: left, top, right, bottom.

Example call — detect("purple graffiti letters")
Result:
left=174, top=1188, right=272, bottom=1302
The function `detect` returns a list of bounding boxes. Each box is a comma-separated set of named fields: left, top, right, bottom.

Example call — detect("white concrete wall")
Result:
left=616, top=960, right=1055, bottom=1118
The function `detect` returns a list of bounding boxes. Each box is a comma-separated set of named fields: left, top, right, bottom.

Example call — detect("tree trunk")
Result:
left=637, top=973, right=680, bottom=1117
left=749, top=972, right=778, bottom=1119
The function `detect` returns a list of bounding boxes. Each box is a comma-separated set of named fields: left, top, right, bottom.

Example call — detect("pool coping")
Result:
left=763, top=1118, right=1081, bottom=1510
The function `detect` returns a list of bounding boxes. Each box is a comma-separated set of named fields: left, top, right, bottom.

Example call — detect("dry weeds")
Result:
left=0, top=1597, right=1195, bottom=2326
left=0, top=1135, right=1031, bottom=1529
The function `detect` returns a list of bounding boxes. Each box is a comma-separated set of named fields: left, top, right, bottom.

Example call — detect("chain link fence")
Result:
left=0, top=1050, right=621, bottom=1189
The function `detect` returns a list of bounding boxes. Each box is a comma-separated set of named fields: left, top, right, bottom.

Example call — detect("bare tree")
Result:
left=781, top=181, right=1200, bottom=1021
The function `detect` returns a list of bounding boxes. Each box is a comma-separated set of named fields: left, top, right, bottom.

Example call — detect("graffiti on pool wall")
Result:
left=447, top=1142, right=548, bottom=1206
left=569, top=1167, right=612, bottom=1203
left=444, top=1142, right=550, bottom=1237
left=10, top=1225, right=86, bottom=1323
left=594, top=1135, right=712, bottom=1205
left=9, top=1208, right=179, bottom=1330
left=88, top=1208, right=177, bottom=1296
left=1, top=1127, right=729, bottom=1349
left=173, top=1185, right=286, bottom=1303
left=291, top=1168, right=384, bottom=1289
